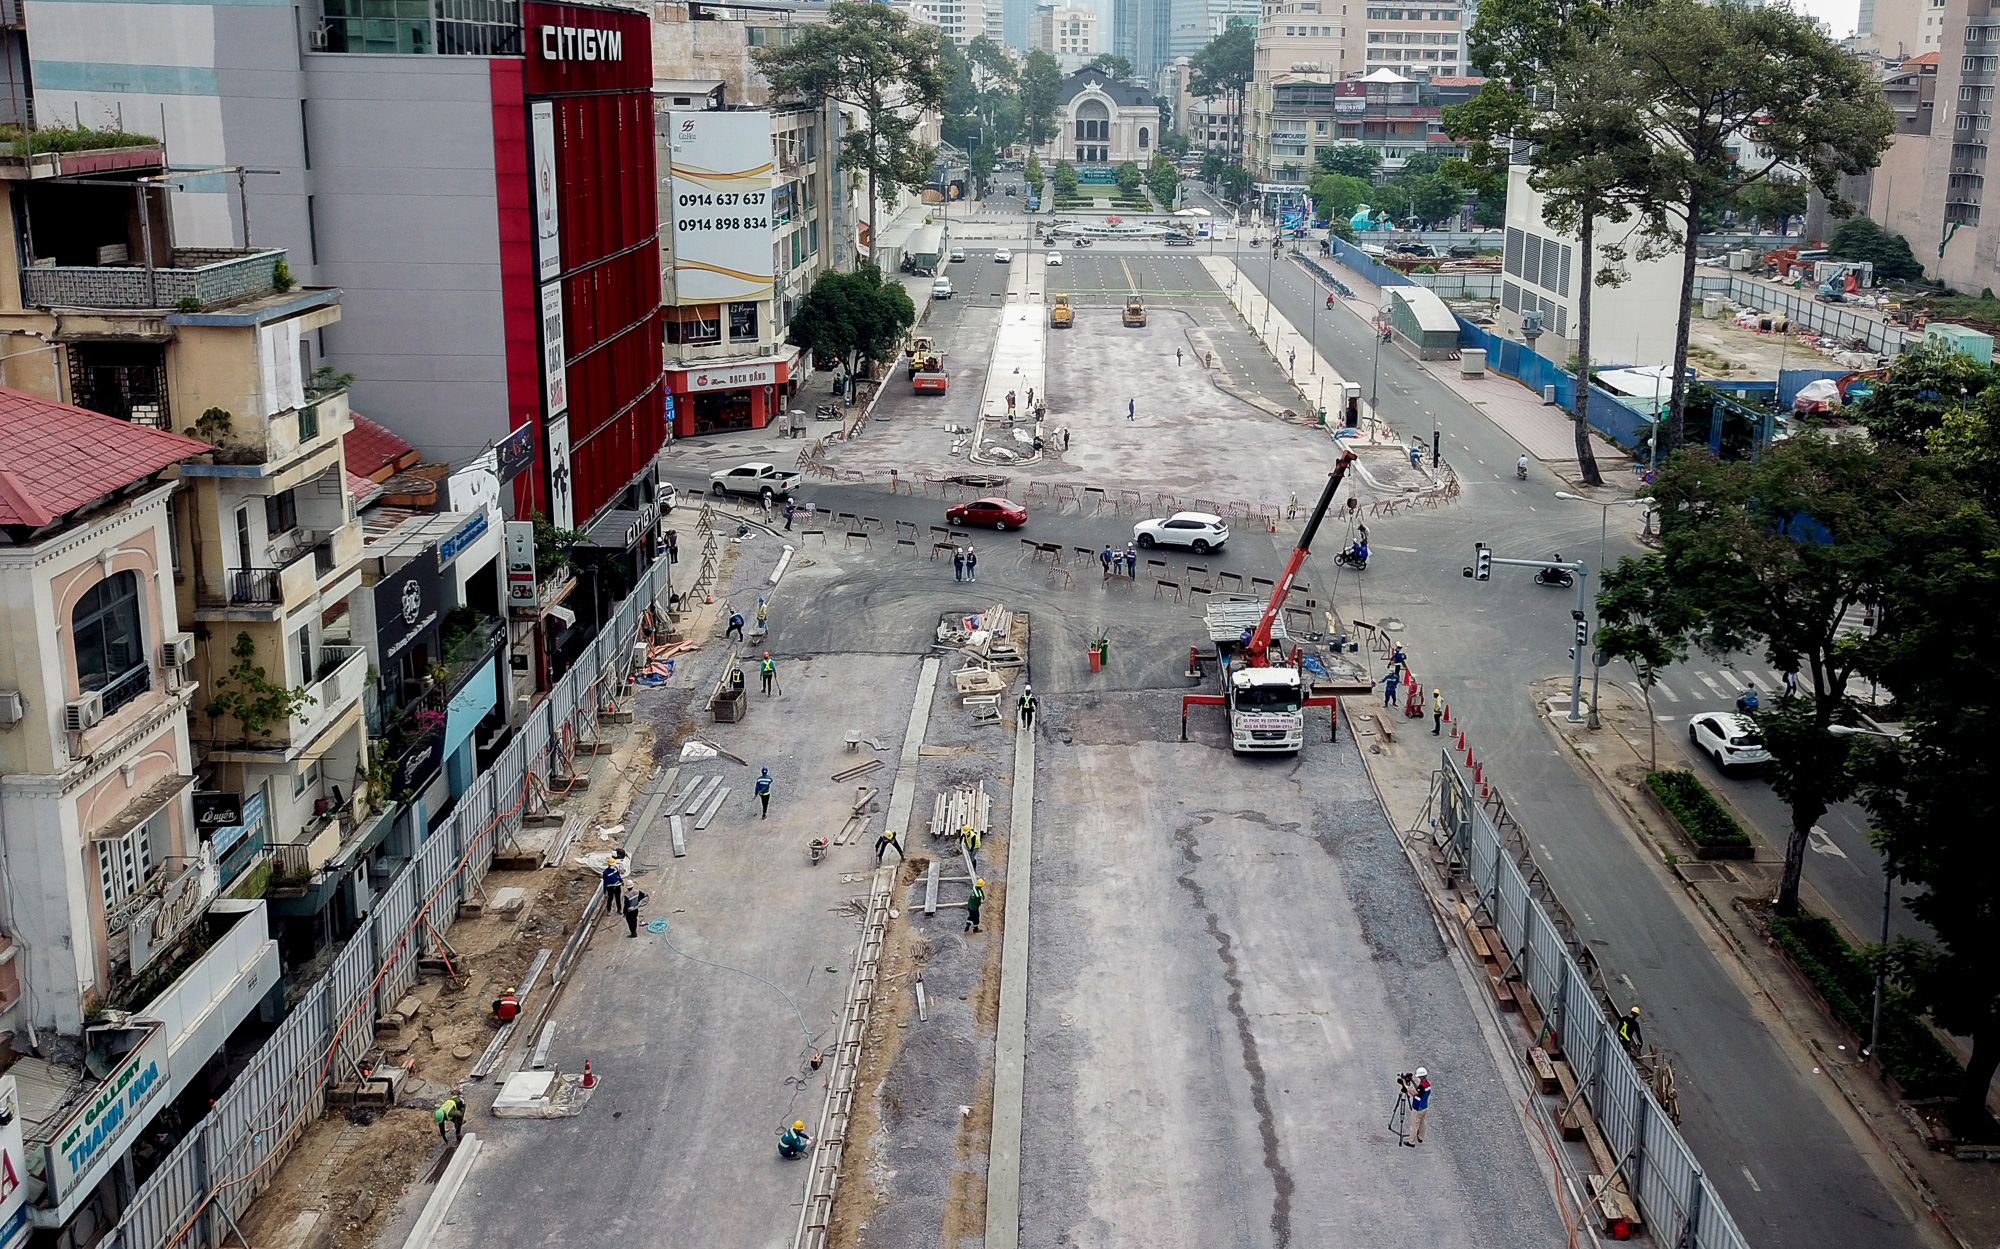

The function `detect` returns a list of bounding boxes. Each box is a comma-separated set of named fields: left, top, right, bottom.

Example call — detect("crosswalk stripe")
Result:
left=1652, top=681, right=1680, bottom=702
left=1693, top=671, right=1728, bottom=698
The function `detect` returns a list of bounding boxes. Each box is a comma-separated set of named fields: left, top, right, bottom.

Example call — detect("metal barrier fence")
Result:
left=1437, top=754, right=1749, bottom=1249
left=102, top=555, right=672, bottom=1249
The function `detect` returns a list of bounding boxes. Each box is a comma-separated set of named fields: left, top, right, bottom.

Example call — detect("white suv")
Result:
left=1134, top=511, right=1229, bottom=553
left=1688, top=712, right=1770, bottom=770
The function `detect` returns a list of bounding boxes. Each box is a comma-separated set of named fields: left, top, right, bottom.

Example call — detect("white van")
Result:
left=931, top=276, right=954, bottom=300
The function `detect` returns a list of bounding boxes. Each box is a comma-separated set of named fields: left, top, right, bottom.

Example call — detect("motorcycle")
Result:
left=1533, top=563, right=1574, bottom=588
left=1073, top=236, right=1094, bottom=247
left=1516, top=461, right=1529, bottom=481
left=1335, top=549, right=1369, bottom=571
left=1326, top=294, right=1336, bottom=309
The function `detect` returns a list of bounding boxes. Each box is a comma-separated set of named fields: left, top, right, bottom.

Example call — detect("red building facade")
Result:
left=498, top=0, right=665, bottom=529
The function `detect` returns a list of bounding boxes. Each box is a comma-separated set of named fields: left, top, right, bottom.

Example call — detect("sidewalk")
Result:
left=1557, top=681, right=1998, bottom=1247
left=1298, top=251, right=1645, bottom=492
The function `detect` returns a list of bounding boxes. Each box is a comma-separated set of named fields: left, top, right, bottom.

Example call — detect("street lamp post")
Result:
left=1828, top=721, right=1906, bottom=1062
left=1555, top=491, right=1649, bottom=728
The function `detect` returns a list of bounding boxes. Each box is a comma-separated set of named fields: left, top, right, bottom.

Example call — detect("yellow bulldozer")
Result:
left=1123, top=297, right=1146, bottom=327
left=1050, top=295, right=1073, bottom=328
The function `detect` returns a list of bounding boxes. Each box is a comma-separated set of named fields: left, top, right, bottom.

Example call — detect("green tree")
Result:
left=1188, top=20, right=1255, bottom=156
left=1828, top=216, right=1928, bottom=282
left=787, top=264, right=916, bottom=379
left=1146, top=152, right=1179, bottom=205
left=1595, top=557, right=1694, bottom=771
left=1219, top=161, right=1253, bottom=200
left=1162, top=130, right=1191, bottom=157
left=1200, top=149, right=1228, bottom=183
left=1732, top=176, right=1808, bottom=235
left=1314, top=143, right=1381, bottom=180
left=1401, top=174, right=1462, bottom=227
left=1053, top=158, right=1079, bottom=197
left=1026, top=151, right=1043, bottom=188
left=1854, top=337, right=1994, bottom=449
left=970, top=144, right=996, bottom=198
left=754, top=1, right=949, bottom=266
left=1622, top=436, right=1950, bottom=917
left=1855, top=502, right=2000, bottom=1137
left=1115, top=160, right=1143, bottom=193
left=205, top=632, right=314, bottom=740
left=1088, top=52, right=1135, bottom=80
left=1616, top=0, right=1895, bottom=452
left=1020, top=49, right=1065, bottom=148
left=1309, top=172, right=1372, bottom=223
left=1397, top=150, right=1448, bottom=177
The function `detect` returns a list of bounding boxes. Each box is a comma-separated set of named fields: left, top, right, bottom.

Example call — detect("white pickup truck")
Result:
left=708, top=461, right=802, bottom=502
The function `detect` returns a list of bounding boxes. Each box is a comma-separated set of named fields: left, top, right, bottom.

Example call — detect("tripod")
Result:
left=1388, top=1088, right=1410, bottom=1145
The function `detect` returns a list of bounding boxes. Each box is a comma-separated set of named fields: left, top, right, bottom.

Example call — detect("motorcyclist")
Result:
left=1344, top=538, right=1369, bottom=565
left=1737, top=681, right=1760, bottom=714
left=1326, top=293, right=1336, bottom=309
left=1538, top=554, right=1569, bottom=584
left=1517, top=454, right=1529, bottom=479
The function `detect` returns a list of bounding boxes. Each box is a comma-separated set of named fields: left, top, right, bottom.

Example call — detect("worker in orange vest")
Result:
left=493, top=990, right=520, bottom=1023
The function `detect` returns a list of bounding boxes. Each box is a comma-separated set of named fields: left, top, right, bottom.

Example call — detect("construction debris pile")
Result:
left=941, top=603, right=1025, bottom=726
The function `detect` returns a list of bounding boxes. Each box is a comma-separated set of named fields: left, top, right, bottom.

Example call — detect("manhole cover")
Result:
left=1379, top=617, right=1405, bottom=632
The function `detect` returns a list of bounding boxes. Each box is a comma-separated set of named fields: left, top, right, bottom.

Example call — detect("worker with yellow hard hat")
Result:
left=779, top=1119, right=813, bottom=1158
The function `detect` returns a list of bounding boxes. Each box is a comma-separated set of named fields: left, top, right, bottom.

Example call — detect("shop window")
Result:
left=729, top=302, right=760, bottom=341
left=74, top=570, right=150, bottom=715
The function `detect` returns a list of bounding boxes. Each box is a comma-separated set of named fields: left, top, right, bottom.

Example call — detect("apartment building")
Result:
left=1855, top=0, right=1931, bottom=58
left=0, top=393, right=283, bottom=1248
left=1872, top=0, right=1997, bottom=294
left=1358, top=0, right=1465, bottom=76
left=1246, top=0, right=1344, bottom=196
left=1037, top=4, right=1101, bottom=59
left=14, top=0, right=669, bottom=565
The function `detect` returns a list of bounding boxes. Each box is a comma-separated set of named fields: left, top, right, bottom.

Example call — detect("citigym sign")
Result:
left=539, top=24, right=624, bottom=60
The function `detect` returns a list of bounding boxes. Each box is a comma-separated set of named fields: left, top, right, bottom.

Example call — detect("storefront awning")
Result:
left=581, top=507, right=651, bottom=550
left=90, top=774, right=194, bottom=844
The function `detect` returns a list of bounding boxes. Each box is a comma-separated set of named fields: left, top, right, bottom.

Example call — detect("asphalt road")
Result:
left=1227, top=252, right=1934, bottom=1248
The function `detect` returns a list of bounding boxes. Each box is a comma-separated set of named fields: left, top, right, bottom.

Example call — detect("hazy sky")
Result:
left=1797, top=0, right=1860, bottom=39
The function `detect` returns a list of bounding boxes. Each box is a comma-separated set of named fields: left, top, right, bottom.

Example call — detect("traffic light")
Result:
left=1475, top=543, right=1491, bottom=581
left=1575, top=619, right=1590, bottom=648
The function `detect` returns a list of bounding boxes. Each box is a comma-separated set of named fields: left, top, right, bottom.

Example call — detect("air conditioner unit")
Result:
left=0, top=691, right=21, bottom=726
left=164, top=633, right=196, bottom=668
left=66, top=691, right=105, bottom=732
left=309, top=25, right=329, bottom=49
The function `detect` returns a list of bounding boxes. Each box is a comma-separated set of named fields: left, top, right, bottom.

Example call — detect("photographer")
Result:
left=1401, top=1069, right=1432, bottom=1146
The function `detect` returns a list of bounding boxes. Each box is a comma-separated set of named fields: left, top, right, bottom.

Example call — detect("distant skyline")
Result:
left=1792, top=0, right=1859, bottom=39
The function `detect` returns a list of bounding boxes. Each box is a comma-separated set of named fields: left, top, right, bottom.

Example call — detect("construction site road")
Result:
left=1020, top=691, right=1565, bottom=1249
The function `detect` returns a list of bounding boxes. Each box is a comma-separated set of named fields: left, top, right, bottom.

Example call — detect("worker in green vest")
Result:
left=965, top=879, right=986, bottom=933
left=435, top=1096, right=465, bottom=1143
left=760, top=652, right=777, bottom=696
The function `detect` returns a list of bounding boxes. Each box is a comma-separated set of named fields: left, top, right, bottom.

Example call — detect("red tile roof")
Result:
left=1903, top=52, right=1939, bottom=66
left=1429, top=76, right=1486, bottom=86
left=343, top=413, right=421, bottom=482
left=0, top=387, right=206, bottom=528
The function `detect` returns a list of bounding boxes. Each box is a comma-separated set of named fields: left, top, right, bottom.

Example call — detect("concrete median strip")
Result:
left=983, top=721, right=1036, bottom=1249
left=399, top=1134, right=482, bottom=1249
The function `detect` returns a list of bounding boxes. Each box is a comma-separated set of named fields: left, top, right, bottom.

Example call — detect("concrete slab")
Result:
left=490, top=1070, right=554, bottom=1114
left=427, top=653, right=927, bottom=1249
left=1019, top=692, right=1564, bottom=1249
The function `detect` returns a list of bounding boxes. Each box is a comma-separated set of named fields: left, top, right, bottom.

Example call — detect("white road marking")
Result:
left=1652, top=682, right=1680, bottom=703
left=1693, top=671, right=1729, bottom=698
left=1808, top=827, right=1848, bottom=858
left=1740, top=1167, right=1762, bottom=1193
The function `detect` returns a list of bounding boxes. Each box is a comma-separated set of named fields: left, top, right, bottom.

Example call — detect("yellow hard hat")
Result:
left=975, top=878, right=986, bottom=888
left=793, top=1120, right=805, bottom=1131
left=1629, top=1006, right=1641, bottom=1016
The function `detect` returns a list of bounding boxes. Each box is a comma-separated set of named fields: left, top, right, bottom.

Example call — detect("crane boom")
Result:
left=1246, top=450, right=1357, bottom=665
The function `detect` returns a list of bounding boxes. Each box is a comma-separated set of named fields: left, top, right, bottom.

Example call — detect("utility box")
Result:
left=1926, top=322, right=1994, bottom=365
left=1460, top=348, right=1487, bottom=378
left=1342, top=381, right=1362, bottom=427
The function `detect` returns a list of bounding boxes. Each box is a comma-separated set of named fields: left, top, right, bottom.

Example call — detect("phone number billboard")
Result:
left=668, top=110, right=775, bottom=303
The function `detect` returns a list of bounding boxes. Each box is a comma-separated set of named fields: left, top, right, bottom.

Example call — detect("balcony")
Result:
left=0, top=127, right=166, bottom=182
left=292, top=644, right=368, bottom=749
left=23, top=247, right=288, bottom=311
left=189, top=389, right=354, bottom=471
left=267, top=804, right=397, bottom=915
left=441, top=616, right=506, bottom=694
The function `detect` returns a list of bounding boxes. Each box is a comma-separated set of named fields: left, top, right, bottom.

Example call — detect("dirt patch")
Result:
left=233, top=721, right=659, bottom=1249
left=826, top=888, right=928, bottom=1247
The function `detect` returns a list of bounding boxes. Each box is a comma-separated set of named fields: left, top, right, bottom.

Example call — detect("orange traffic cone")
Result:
left=581, top=1060, right=596, bottom=1089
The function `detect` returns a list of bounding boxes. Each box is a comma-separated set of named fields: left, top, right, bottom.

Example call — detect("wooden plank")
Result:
left=1490, top=973, right=1518, bottom=1011
left=831, top=758, right=885, bottom=782
left=531, top=1022, right=558, bottom=1070
left=1463, top=921, right=1494, bottom=962
left=1550, top=1059, right=1585, bottom=1140
left=694, top=787, right=731, bottom=830
left=915, top=980, right=929, bottom=1023
left=670, top=815, right=686, bottom=857
left=924, top=861, right=940, bottom=914
left=682, top=775, right=720, bottom=816
left=1527, top=1046, right=1559, bottom=1094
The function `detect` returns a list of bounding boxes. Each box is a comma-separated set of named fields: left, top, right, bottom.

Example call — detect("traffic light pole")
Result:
left=1465, top=549, right=1591, bottom=723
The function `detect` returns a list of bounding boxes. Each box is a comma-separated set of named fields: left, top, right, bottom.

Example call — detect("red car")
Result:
left=947, top=497, right=1027, bottom=530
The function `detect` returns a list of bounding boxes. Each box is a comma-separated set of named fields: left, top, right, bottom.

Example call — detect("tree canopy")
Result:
left=1315, top=144, right=1381, bottom=180
left=788, top=264, right=916, bottom=374
left=1019, top=49, right=1064, bottom=147
left=1828, top=216, right=1927, bottom=282
left=1188, top=21, right=1255, bottom=103
left=1088, top=52, right=1134, bottom=80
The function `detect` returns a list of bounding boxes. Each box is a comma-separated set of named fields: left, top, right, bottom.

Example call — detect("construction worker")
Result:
left=755, top=767, right=773, bottom=818
left=435, top=1096, right=466, bottom=1143
left=492, top=991, right=520, bottom=1023
left=965, top=878, right=986, bottom=933
left=601, top=859, right=623, bottom=912
left=964, top=826, right=982, bottom=867
left=1619, top=1006, right=1644, bottom=1055
left=1018, top=685, right=1036, bottom=731
left=874, top=826, right=903, bottom=865
left=964, top=546, right=977, bottom=582
left=760, top=652, right=777, bottom=696
left=757, top=598, right=769, bottom=630
left=727, top=611, right=744, bottom=640
left=779, top=1120, right=813, bottom=1159
left=1382, top=667, right=1401, bottom=707
left=622, top=886, right=649, bottom=938
left=729, top=665, right=746, bottom=695
left=1432, top=689, right=1444, bottom=736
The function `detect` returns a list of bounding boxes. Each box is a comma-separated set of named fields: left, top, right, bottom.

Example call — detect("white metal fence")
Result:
left=101, top=555, right=671, bottom=1249
left=1437, top=753, right=1750, bottom=1249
